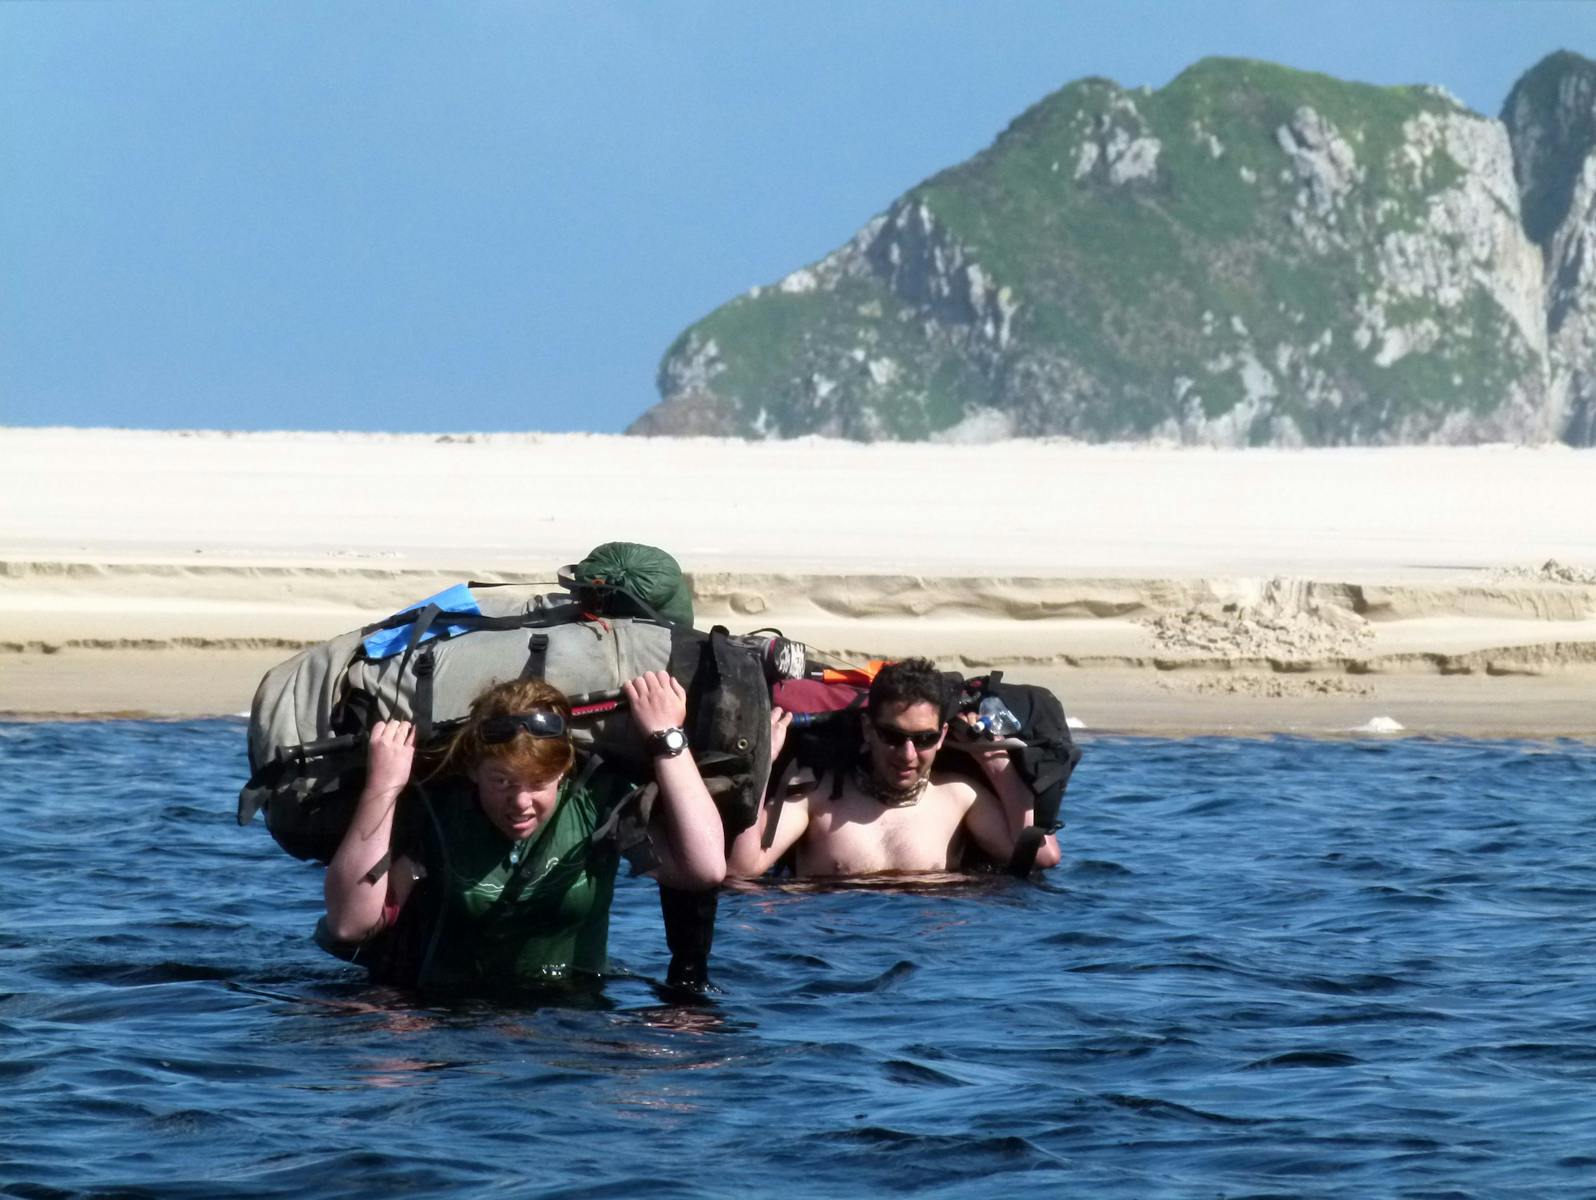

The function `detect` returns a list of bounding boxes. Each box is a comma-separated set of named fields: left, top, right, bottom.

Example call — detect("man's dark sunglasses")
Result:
left=480, top=710, right=567, bottom=744
left=871, top=722, right=941, bottom=751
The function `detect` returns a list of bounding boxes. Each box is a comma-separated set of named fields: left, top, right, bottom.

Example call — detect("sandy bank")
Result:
left=3, top=428, right=1594, bottom=735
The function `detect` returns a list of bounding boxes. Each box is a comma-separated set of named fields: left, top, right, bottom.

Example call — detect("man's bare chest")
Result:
left=800, top=785, right=972, bottom=875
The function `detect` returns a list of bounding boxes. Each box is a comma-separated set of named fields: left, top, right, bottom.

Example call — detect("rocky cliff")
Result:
left=633, top=53, right=1596, bottom=445
left=1504, top=51, right=1596, bottom=445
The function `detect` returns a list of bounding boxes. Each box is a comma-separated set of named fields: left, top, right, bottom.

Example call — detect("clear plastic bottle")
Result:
left=976, top=695, right=1022, bottom=738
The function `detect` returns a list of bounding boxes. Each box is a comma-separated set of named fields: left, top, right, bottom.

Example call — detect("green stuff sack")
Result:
left=562, top=542, right=694, bottom=627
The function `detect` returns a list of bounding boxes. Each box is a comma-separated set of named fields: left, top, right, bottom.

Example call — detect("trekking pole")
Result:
left=288, top=732, right=365, bottom=762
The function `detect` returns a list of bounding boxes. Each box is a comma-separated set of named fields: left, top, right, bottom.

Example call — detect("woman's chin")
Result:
left=501, top=816, right=539, bottom=840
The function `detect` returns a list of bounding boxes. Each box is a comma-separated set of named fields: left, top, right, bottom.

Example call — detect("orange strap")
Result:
left=819, top=659, right=891, bottom=686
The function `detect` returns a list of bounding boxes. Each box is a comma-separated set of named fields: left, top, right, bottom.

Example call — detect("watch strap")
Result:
left=647, top=726, right=688, bottom=759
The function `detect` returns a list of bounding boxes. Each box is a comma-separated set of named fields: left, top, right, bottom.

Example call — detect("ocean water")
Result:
left=3, top=721, right=1595, bottom=1199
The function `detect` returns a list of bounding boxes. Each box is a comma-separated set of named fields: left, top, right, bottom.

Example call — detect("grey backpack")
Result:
left=238, top=583, right=772, bottom=864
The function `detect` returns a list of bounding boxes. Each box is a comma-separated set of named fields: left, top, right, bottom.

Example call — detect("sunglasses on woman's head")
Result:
left=871, top=722, right=941, bottom=750
left=480, top=710, right=567, bottom=744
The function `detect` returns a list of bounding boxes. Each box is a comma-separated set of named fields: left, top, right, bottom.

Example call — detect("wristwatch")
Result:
left=646, top=726, right=689, bottom=759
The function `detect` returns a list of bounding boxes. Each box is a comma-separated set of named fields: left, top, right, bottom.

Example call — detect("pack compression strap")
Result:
left=394, top=603, right=442, bottom=740
left=412, top=646, right=437, bottom=742
left=525, top=633, right=549, bottom=680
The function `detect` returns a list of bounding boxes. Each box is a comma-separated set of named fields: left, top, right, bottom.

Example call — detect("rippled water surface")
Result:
left=4, top=721, right=1596, bottom=1198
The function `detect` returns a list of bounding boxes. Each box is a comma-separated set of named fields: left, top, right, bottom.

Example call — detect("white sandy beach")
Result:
left=3, top=426, right=1594, bottom=735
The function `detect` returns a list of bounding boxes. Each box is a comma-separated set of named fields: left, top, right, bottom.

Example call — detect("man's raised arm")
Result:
left=727, top=707, right=809, bottom=878
left=961, top=743, right=1061, bottom=869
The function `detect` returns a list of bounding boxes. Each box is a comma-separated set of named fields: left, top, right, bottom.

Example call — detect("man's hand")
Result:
left=769, top=705, right=792, bottom=762
left=949, top=711, right=1010, bottom=774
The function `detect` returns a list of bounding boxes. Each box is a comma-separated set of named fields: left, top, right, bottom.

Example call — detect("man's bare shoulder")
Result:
left=925, top=769, right=989, bottom=809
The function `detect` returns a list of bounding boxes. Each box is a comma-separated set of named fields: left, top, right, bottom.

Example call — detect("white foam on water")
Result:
left=1353, top=715, right=1404, bottom=734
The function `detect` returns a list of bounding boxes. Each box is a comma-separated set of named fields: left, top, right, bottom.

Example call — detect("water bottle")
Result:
left=975, top=695, right=1022, bottom=738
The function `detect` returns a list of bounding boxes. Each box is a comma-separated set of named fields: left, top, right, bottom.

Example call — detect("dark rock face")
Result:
left=636, top=53, right=1596, bottom=446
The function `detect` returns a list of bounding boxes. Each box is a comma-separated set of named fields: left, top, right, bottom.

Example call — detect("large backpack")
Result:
left=765, top=667, right=1082, bottom=876
left=238, top=586, right=771, bottom=861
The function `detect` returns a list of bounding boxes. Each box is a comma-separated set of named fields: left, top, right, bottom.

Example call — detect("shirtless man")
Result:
left=727, top=658, right=1061, bottom=878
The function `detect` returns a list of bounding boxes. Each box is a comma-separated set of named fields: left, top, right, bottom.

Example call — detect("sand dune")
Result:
left=3, top=427, right=1594, bottom=734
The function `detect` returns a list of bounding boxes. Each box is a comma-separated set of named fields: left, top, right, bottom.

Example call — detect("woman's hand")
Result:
left=366, top=720, right=417, bottom=795
left=626, top=671, right=725, bottom=890
left=623, top=671, right=687, bottom=736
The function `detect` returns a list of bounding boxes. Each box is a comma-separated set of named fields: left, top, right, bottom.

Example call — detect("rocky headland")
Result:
left=634, top=52, right=1596, bottom=446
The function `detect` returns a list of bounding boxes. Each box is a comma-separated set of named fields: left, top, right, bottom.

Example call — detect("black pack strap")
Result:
left=759, top=746, right=800, bottom=850
left=361, top=607, right=591, bottom=639
left=829, top=767, right=847, bottom=801
left=394, top=602, right=441, bottom=673
left=659, top=884, right=718, bottom=995
left=525, top=633, right=550, bottom=680
left=411, top=646, right=437, bottom=741
left=683, top=627, right=724, bottom=750
left=1016, top=741, right=1080, bottom=832
left=1005, top=826, right=1046, bottom=877
left=759, top=717, right=818, bottom=849
left=580, top=755, right=647, bottom=850
left=414, top=782, right=452, bottom=987
left=590, top=781, right=649, bottom=849
left=689, top=748, right=747, bottom=774
left=569, top=750, right=603, bottom=794
left=757, top=792, right=785, bottom=849
left=565, top=579, right=681, bottom=629
left=387, top=602, right=444, bottom=742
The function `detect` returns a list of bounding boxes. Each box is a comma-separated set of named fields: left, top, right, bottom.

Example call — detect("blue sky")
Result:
left=3, top=1, right=1592, bottom=434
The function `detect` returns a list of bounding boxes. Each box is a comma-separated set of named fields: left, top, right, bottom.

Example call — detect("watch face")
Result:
left=651, top=727, right=688, bottom=757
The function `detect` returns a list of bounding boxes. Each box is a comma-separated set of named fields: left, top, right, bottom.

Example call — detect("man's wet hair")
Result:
left=868, top=657, right=949, bottom=721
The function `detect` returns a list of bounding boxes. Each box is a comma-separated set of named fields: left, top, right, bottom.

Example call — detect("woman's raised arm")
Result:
left=323, top=720, right=416, bottom=943
left=623, top=672, right=726, bottom=890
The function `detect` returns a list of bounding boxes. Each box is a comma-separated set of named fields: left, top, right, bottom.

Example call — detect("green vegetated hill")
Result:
left=633, top=53, right=1596, bottom=445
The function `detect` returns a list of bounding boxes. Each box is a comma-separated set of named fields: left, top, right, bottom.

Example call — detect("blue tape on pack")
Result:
left=362, top=582, right=483, bottom=660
